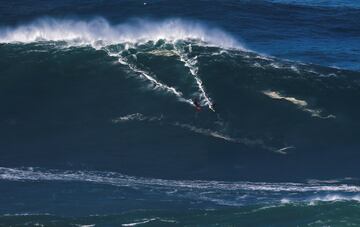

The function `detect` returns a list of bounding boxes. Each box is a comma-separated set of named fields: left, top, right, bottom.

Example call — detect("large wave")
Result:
left=1, top=17, right=359, bottom=161
left=0, top=17, right=242, bottom=49
left=0, top=17, right=244, bottom=112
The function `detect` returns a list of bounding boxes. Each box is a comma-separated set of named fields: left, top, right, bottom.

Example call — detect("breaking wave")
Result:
left=1, top=16, right=360, bottom=188
left=0, top=17, right=242, bottom=49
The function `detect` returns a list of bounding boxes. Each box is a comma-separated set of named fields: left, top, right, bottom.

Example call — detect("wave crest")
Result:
left=0, top=17, right=242, bottom=49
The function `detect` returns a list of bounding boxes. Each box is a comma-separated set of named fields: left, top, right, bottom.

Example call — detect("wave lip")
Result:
left=0, top=17, right=243, bottom=49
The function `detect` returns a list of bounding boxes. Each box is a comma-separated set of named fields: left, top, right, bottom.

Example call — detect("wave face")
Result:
left=1, top=0, right=360, bottom=225
left=1, top=17, right=360, bottom=180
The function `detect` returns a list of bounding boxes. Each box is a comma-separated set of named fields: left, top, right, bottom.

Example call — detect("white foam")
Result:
left=275, top=146, right=295, bottom=155
left=252, top=62, right=264, bottom=68
left=309, top=194, right=360, bottom=205
left=112, top=113, right=162, bottom=123
left=290, top=65, right=300, bottom=74
left=173, top=122, right=239, bottom=143
left=1, top=167, right=360, bottom=193
left=147, top=49, right=176, bottom=57
left=263, top=90, right=336, bottom=119
left=1, top=213, right=51, bottom=217
left=307, top=178, right=351, bottom=184
left=0, top=17, right=242, bottom=49
left=269, top=63, right=281, bottom=69
left=2, top=167, right=360, bottom=207
left=122, top=218, right=157, bottom=226
left=172, top=122, right=280, bottom=153
left=121, top=218, right=176, bottom=226
left=112, top=113, right=238, bottom=143
left=280, top=198, right=291, bottom=204
left=263, top=90, right=307, bottom=107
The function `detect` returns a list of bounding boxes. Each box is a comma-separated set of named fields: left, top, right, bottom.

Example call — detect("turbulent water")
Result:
left=1, top=0, right=360, bottom=226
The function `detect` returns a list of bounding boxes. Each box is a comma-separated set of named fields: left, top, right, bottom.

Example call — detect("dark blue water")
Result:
left=1, top=1, right=360, bottom=226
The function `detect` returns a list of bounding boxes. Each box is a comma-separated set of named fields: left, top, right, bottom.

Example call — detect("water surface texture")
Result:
left=1, top=1, right=360, bottom=226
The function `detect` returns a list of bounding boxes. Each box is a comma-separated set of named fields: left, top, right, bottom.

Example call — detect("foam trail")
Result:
left=173, top=122, right=286, bottom=153
left=173, top=122, right=240, bottom=143
left=122, top=219, right=157, bottom=226
left=113, top=113, right=258, bottom=146
left=174, top=45, right=215, bottom=112
left=263, top=90, right=307, bottom=107
left=112, top=113, right=237, bottom=144
left=112, top=113, right=163, bottom=123
left=122, top=59, right=192, bottom=105
left=173, top=122, right=261, bottom=146
left=112, top=113, right=285, bottom=153
left=263, top=90, right=336, bottom=119
left=104, top=49, right=194, bottom=106
left=275, top=146, right=295, bottom=155
left=0, top=17, right=242, bottom=49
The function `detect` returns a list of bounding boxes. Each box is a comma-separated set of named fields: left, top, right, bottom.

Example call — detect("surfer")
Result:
left=193, top=98, right=201, bottom=112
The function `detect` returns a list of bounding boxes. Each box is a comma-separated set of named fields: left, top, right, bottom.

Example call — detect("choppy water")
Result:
left=1, top=0, right=360, bottom=226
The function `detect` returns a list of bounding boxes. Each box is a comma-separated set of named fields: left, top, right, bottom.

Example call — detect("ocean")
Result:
left=0, top=0, right=360, bottom=226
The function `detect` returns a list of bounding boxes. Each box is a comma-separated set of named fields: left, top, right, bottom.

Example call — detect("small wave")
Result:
left=122, top=218, right=157, bottom=226
left=309, top=194, right=360, bottom=204
left=0, top=17, right=242, bottom=49
left=263, top=90, right=336, bottom=119
left=277, top=194, right=360, bottom=206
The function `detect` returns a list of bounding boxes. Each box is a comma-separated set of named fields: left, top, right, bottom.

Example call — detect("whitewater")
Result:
left=0, top=17, right=242, bottom=49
